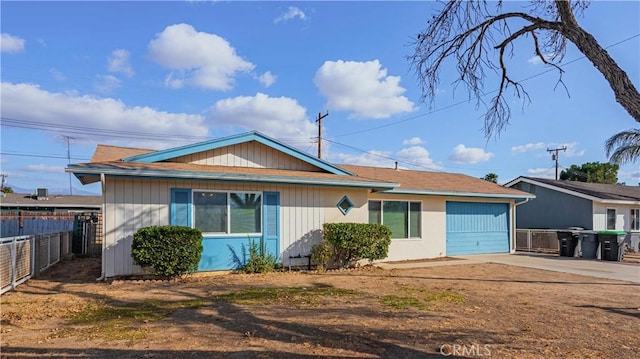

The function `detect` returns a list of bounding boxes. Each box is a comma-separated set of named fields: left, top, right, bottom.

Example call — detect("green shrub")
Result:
left=322, top=222, right=391, bottom=267
left=229, top=239, right=280, bottom=274
left=131, top=226, right=203, bottom=278
left=310, top=239, right=333, bottom=271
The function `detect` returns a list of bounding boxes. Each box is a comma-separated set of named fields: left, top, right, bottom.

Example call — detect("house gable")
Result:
left=167, top=140, right=322, bottom=172
left=122, top=131, right=352, bottom=176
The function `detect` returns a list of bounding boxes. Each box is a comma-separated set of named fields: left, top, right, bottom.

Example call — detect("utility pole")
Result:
left=61, top=135, right=76, bottom=195
left=316, top=111, right=329, bottom=159
left=547, top=146, right=567, bottom=180
left=0, top=173, right=7, bottom=192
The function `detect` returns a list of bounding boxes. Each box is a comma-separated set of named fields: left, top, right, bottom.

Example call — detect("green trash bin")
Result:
left=580, top=231, right=599, bottom=259
left=597, top=231, right=626, bottom=261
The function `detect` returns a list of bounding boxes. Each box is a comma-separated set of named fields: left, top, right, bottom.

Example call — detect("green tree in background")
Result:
left=1, top=186, right=13, bottom=193
left=482, top=173, right=498, bottom=183
left=559, top=162, right=619, bottom=184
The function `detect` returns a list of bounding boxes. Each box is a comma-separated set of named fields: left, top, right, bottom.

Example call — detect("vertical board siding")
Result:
left=168, top=141, right=320, bottom=171
left=103, top=178, right=333, bottom=276
left=446, top=202, right=510, bottom=255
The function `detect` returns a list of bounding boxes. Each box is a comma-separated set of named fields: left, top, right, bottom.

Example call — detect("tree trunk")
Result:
left=556, top=1, right=640, bottom=122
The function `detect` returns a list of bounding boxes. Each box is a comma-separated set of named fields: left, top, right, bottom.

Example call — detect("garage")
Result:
left=446, top=202, right=510, bottom=255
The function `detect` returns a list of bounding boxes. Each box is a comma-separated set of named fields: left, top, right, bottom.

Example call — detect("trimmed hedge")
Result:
left=131, top=226, right=203, bottom=278
left=314, top=222, right=391, bottom=268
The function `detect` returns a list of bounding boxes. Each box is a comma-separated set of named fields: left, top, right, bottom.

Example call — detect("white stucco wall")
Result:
left=593, top=202, right=640, bottom=232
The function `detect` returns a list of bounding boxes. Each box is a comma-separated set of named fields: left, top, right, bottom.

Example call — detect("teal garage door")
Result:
left=446, top=202, right=510, bottom=255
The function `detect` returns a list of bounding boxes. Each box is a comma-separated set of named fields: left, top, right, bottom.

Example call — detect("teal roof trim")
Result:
left=121, top=131, right=353, bottom=176
left=67, top=165, right=398, bottom=190
left=377, top=188, right=536, bottom=200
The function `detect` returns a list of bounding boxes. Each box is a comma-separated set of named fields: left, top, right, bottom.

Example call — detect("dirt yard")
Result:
left=1, top=257, right=638, bottom=358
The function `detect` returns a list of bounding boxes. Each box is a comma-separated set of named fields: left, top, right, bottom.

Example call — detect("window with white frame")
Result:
left=368, top=200, right=421, bottom=239
left=193, top=191, right=262, bottom=234
left=631, top=208, right=640, bottom=231
left=606, top=208, right=616, bottom=230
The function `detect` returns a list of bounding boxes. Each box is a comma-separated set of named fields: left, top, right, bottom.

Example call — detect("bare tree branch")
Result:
left=410, top=0, right=640, bottom=140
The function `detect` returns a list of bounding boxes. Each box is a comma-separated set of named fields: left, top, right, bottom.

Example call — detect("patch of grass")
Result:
left=63, top=298, right=207, bottom=342
left=382, top=290, right=465, bottom=310
left=216, top=286, right=358, bottom=306
left=425, top=291, right=465, bottom=303
left=382, top=295, right=428, bottom=310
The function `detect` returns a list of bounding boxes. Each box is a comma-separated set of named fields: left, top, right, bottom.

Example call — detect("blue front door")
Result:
left=262, top=192, right=280, bottom=258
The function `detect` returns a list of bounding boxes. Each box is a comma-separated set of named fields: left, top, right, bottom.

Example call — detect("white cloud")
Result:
left=511, top=142, right=546, bottom=153
left=23, top=164, right=65, bottom=174
left=511, top=141, right=584, bottom=157
left=332, top=150, right=394, bottom=168
left=527, top=168, right=556, bottom=178
left=314, top=60, right=415, bottom=119
left=1, top=33, right=25, bottom=53
left=448, top=144, right=494, bottom=164
left=331, top=145, right=441, bottom=171
left=148, top=23, right=254, bottom=90
left=49, top=68, right=66, bottom=82
left=208, top=93, right=316, bottom=140
left=257, top=71, right=276, bottom=87
left=402, top=137, right=424, bottom=145
left=561, top=142, right=585, bottom=157
left=107, top=49, right=134, bottom=77
left=527, top=53, right=555, bottom=65
left=274, top=6, right=307, bottom=23
left=94, top=75, right=122, bottom=93
left=1, top=82, right=207, bottom=149
left=396, top=145, right=442, bottom=170
left=619, top=170, right=640, bottom=184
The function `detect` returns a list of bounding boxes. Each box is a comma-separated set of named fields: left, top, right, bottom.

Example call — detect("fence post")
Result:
left=527, top=230, right=532, bottom=251
left=10, top=237, right=17, bottom=291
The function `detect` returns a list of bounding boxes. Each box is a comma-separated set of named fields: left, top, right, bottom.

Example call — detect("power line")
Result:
left=0, top=151, right=91, bottom=161
left=0, top=117, right=314, bottom=144
left=323, top=138, right=446, bottom=172
left=328, top=33, right=640, bottom=139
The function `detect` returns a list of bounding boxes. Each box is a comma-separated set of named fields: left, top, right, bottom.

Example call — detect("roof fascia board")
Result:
left=67, top=167, right=397, bottom=190
left=375, top=188, right=535, bottom=200
left=121, top=131, right=353, bottom=176
left=600, top=200, right=640, bottom=205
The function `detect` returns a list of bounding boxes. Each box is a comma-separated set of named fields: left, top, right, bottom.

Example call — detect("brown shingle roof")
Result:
left=78, top=144, right=530, bottom=197
left=0, top=193, right=101, bottom=208
left=339, top=164, right=529, bottom=196
left=72, top=161, right=393, bottom=185
left=91, top=144, right=153, bottom=162
left=522, top=177, right=640, bottom=201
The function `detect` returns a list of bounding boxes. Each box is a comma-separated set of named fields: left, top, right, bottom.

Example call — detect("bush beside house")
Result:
left=131, top=226, right=203, bottom=278
left=312, top=223, right=392, bottom=270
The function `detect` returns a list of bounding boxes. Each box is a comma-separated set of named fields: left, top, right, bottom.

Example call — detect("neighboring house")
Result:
left=505, top=176, right=640, bottom=249
left=67, top=131, right=533, bottom=278
left=0, top=192, right=102, bottom=213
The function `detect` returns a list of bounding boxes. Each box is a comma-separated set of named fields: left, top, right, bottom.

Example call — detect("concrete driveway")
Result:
left=380, top=253, right=640, bottom=283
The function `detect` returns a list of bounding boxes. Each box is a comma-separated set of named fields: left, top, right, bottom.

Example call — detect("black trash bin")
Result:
left=597, top=231, right=626, bottom=261
left=557, top=231, right=578, bottom=257
left=580, top=231, right=599, bottom=259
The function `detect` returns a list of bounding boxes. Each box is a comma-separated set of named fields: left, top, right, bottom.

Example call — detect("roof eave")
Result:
left=378, top=187, right=536, bottom=200
left=66, top=166, right=398, bottom=190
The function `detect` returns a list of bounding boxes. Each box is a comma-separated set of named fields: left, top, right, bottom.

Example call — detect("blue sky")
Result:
left=1, top=1, right=639, bottom=195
